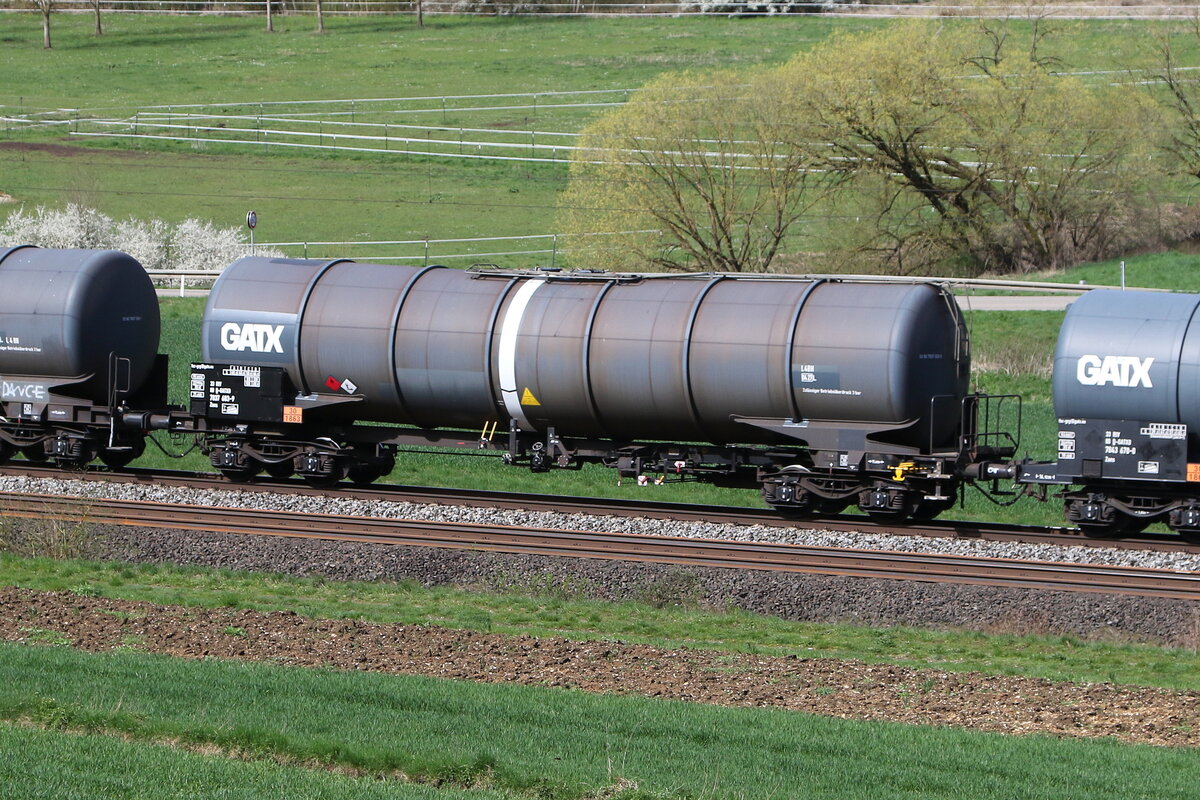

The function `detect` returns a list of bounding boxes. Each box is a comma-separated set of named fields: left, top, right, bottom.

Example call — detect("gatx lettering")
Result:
left=220, top=323, right=284, bottom=354
left=1076, top=354, right=1154, bottom=388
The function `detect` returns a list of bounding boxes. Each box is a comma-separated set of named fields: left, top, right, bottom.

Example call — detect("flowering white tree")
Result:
left=0, top=204, right=283, bottom=273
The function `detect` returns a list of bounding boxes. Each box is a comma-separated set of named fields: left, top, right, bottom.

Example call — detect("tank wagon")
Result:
left=190, top=257, right=1017, bottom=520
left=1020, top=289, right=1200, bottom=538
left=0, top=246, right=167, bottom=468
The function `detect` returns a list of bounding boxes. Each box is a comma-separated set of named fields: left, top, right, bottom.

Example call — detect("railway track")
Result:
left=1, top=463, right=1197, bottom=554
left=3, top=491, right=1197, bottom=600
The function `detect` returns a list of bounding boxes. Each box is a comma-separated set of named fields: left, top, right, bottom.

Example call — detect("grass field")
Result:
left=2, top=14, right=1196, bottom=250
left=2, top=641, right=1197, bottom=800
left=0, top=13, right=871, bottom=250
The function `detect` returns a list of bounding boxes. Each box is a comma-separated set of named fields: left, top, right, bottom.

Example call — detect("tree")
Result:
left=29, top=0, right=54, bottom=49
left=557, top=70, right=831, bottom=273
left=561, top=21, right=1157, bottom=276
left=90, top=0, right=102, bottom=35
left=315, top=0, right=325, bottom=32
left=1148, top=25, right=1200, bottom=182
left=775, top=23, right=1155, bottom=274
left=266, top=0, right=274, bottom=32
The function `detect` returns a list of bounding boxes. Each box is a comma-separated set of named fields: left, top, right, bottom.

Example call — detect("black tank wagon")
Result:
left=0, top=246, right=167, bottom=468
left=0, top=246, right=1024, bottom=526
left=1020, top=289, right=1200, bottom=538
left=191, top=257, right=1017, bottom=520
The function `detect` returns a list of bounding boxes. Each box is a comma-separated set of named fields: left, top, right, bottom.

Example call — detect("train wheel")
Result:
left=910, top=497, right=956, bottom=521
left=21, top=445, right=48, bottom=463
left=54, top=440, right=96, bottom=470
left=865, top=508, right=911, bottom=523
left=264, top=461, right=296, bottom=480
left=1067, top=495, right=1141, bottom=538
left=858, top=487, right=915, bottom=522
left=812, top=497, right=852, bottom=516
left=1078, top=514, right=1141, bottom=538
left=774, top=505, right=816, bottom=521
left=100, top=440, right=145, bottom=470
left=219, top=463, right=262, bottom=483
left=303, top=466, right=348, bottom=489
left=348, top=457, right=394, bottom=487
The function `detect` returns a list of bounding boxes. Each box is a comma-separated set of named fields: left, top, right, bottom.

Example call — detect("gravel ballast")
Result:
left=3, top=474, right=1199, bottom=572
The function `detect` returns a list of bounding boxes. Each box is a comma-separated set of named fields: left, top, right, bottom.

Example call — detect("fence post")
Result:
left=424, top=238, right=430, bottom=266
left=304, top=242, right=309, bottom=258
left=551, top=235, right=557, bottom=268
left=179, top=275, right=185, bottom=298
left=385, top=123, right=389, bottom=151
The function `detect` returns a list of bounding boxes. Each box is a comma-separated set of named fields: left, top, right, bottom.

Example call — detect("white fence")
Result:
left=72, top=114, right=587, bottom=163
left=5, top=2, right=1200, bottom=19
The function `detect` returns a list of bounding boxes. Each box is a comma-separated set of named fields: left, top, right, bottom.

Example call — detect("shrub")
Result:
left=0, top=204, right=284, bottom=272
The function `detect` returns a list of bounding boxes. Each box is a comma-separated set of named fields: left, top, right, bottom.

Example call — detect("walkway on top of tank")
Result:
left=155, top=288, right=1079, bottom=311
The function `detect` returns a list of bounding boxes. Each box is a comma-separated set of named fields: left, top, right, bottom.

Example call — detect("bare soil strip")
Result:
left=3, top=588, right=1197, bottom=748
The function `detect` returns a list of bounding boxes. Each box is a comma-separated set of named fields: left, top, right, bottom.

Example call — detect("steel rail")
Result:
left=2, top=491, right=1197, bottom=600
left=1, top=464, right=1196, bottom=554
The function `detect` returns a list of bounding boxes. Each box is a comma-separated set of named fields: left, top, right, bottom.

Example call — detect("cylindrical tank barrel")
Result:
left=1054, top=289, right=1200, bottom=437
left=0, top=246, right=161, bottom=402
left=203, top=258, right=969, bottom=448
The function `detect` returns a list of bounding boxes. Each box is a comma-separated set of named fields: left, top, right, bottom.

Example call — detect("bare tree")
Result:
left=266, top=0, right=274, bottom=32
left=416, top=0, right=424, bottom=27
left=1149, top=25, right=1200, bottom=182
left=90, top=0, right=102, bottom=35
left=561, top=19, right=1156, bottom=277
left=778, top=22, right=1153, bottom=274
left=559, top=71, right=832, bottom=273
left=29, top=0, right=54, bottom=49
left=315, top=0, right=325, bottom=32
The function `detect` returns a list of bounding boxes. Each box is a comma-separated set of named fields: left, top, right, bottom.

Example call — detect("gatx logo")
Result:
left=220, top=322, right=284, bottom=354
left=1076, top=354, right=1154, bottom=388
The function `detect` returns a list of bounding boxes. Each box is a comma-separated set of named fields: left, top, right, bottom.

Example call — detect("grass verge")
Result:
left=4, top=554, right=1199, bottom=690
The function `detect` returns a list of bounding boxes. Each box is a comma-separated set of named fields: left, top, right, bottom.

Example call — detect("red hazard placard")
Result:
left=325, top=376, right=342, bottom=392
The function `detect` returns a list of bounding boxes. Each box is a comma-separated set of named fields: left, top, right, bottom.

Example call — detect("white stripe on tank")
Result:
left=497, top=278, right=546, bottom=432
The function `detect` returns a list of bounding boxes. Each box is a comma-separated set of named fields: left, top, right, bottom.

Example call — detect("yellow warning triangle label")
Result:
left=521, top=387, right=541, bottom=406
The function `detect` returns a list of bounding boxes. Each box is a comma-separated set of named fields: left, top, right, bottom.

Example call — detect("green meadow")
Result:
left=2, top=641, right=1197, bottom=800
